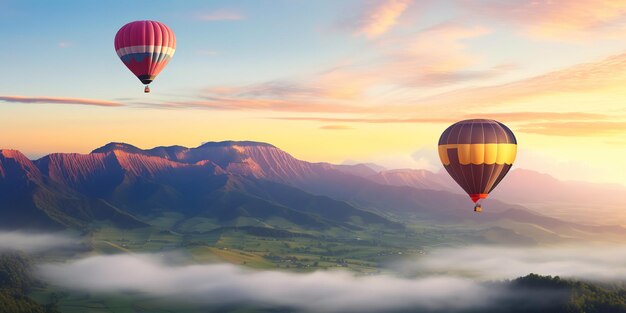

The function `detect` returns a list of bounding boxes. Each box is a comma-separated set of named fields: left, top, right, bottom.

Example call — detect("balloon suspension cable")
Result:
left=144, top=85, right=151, bottom=93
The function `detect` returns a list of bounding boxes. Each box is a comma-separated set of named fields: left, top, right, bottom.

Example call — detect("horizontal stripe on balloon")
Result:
left=120, top=52, right=173, bottom=64
left=438, top=143, right=517, bottom=165
left=116, top=45, right=175, bottom=58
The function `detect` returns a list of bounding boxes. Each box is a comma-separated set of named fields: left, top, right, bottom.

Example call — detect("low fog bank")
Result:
left=36, top=244, right=626, bottom=312
left=0, top=231, right=80, bottom=252
left=395, top=245, right=626, bottom=281
left=38, top=253, right=498, bottom=312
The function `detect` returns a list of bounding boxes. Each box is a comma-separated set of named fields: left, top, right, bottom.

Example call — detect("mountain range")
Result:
left=1, top=141, right=623, bottom=243
left=353, top=165, right=626, bottom=226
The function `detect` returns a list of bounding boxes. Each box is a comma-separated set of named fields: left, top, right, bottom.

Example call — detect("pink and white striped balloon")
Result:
left=114, top=20, right=176, bottom=92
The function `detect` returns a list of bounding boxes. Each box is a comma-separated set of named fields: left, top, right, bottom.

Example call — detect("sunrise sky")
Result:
left=1, top=0, right=626, bottom=184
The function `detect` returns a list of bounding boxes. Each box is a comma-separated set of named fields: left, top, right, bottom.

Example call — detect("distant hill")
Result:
left=367, top=168, right=452, bottom=191
left=364, top=166, right=626, bottom=208
left=363, top=166, right=626, bottom=225
left=492, top=168, right=626, bottom=205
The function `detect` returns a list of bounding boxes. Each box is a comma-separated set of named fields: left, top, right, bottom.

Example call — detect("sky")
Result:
left=1, top=0, right=626, bottom=184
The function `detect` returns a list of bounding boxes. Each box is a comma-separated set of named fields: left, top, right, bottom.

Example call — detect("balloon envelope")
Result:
left=438, top=119, right=517, bottom=203
left=114, top=20, right=176, bottom=87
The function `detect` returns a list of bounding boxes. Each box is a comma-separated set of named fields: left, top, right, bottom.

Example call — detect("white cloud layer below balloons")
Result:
left=36, top=244, right=626, bottom=312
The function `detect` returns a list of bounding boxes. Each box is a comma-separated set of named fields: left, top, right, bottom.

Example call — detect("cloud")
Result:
left=517, top=121, right=626, bottom=136
left=198, top=21, right=493, bottom=108
left=320, top=125, right=353, bottom=130
left=39, top=245, right=626, bottom=311
left=464, top=0, right=626, bottom=41
left=179, top=18, right=497, bottom=124
left=206, top=81, right=325, bottom=100
left=410, top=148, right=442, bottom=171
left=395, top=245, right=626, bottom=282
left=38, top=253, right=494, bottom=312
left=166, top=98, right=364, bottom=113
left=274, top=112, right=610, bottom=125
left=0, top=232, right=79, bottom=253
left=325, top=22, right=494, bottom=93
left=351, top=0, right=412, bottom=38
left=413, top=52, right=626, bottom=111
left=381, top=23, right=491, bottom=75
left=462, top=112, right=609, bottom=122
left=279, top=112, right=589, bottom=124
left=0, top=95, right=124, bottom=107
left=275, top=116, right=454, bottom=123
left=463, top=112, right=626, bottom=136
left=196, top=9, right=244, bottom=21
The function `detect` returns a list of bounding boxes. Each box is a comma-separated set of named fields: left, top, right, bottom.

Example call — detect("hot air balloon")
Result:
left=438, top=119, right=517, bottom=212
left=114, top=20, right=176, bottom=93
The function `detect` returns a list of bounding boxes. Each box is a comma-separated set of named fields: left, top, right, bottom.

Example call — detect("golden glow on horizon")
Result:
left=2, top=100, right=625, bottom=185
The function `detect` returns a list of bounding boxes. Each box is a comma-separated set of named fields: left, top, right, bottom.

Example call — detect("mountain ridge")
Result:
left=1, top=142, right=623, bottom=241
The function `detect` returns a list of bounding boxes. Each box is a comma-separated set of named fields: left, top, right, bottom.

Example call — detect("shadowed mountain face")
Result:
left=0, top=143, right=404, bottom=232
left=0, top=141, right=622, bottom=240
left=0, top=150, right=146, bottom=230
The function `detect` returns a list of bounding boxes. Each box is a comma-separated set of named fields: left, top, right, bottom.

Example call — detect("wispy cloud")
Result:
left=319, top=125, right=353, bottom=130
left=198, top=22, right=494, bottom=109
left=380, top=23, right=491, bottom=77
left=206, top=81, right=324, bottom=100
left=196, top=9, right=244, bottom=21
left=410, top=52, right=626, bottom=112
left=324, top=22, right=493, bottom=95
left=0, top=95, right=124, bottom=107
left=165, top=98, right=365, bottom=113
left=410, top=147, right=442, bottom=172
left=463, top=0, right=626, bottom=41
left=0, top=232, right=79, bottom=253
left=273, top=112, right=626, bottom=138
left=517, top=121, right=626, bottom=136
left=351, top=0, right=413, bottom=38
left=275, top=116, right=454, bottom=123
left=462, top=112, right=609, bottom=122
left=396, top=245, right=626, bottom=281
